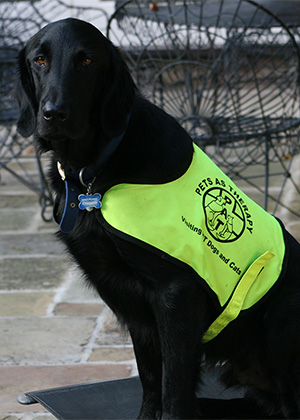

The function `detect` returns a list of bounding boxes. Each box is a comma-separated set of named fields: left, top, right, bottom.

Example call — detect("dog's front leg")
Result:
left=129, top=324, right=163, bottom=419
left=154, top=282, right=205, bottom=419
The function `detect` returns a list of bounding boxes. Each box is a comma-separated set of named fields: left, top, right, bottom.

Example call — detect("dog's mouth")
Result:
left=38, top=121, right=87, bottom=142
left=49, top=138, right=83, bottom=171
left=41, top=132, right=69, bottom=143
left=40, top=127, right=95, bottom=171
left=36, top=106, right=97, bottom=170
left=43, top=135, right=70, bottom=161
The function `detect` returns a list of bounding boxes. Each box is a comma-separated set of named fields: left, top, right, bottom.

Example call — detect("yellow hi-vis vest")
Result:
left=100, top=144, right=286, bottom=342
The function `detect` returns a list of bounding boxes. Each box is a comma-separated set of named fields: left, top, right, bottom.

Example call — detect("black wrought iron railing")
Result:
left=1, top=0, right=300, bottom=219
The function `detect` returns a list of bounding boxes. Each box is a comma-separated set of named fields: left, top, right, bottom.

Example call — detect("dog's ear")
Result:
left=15, top=48, right=37, bottom=138
left=100, top=44, right=136, bottom=138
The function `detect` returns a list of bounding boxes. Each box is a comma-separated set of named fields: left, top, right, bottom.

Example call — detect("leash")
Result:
left=54, top=114, right=131, bottom=233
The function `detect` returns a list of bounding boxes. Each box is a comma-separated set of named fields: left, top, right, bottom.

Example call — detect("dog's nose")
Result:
left=42, top=101, right=69, bottom=122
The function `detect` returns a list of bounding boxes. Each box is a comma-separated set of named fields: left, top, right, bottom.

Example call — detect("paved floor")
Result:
left=0, top=152, right=300, bottom=420
left=0, top=157, right=136, bottom=420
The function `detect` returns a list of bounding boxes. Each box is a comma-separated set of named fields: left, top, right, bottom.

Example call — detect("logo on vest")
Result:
left=203, top=187, right=245, bottom=243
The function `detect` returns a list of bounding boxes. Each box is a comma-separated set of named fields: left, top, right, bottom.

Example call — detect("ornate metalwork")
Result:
left=1, top=0, right=300, bottom=218
left=107, top=0, right=300, bottom=215
left=0, top=0, right=108, bottom=221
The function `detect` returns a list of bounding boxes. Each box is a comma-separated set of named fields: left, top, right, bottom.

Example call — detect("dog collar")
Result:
left=54, top=114, right=131, bottom=233
left=55, top=164, right=99, bottom=233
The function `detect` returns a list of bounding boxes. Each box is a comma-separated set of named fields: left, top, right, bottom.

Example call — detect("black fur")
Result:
left=16, top=18, right=300, bottom=419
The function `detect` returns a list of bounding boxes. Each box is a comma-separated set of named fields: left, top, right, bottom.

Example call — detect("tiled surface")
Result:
left=0, top=161, right=136, bottom=419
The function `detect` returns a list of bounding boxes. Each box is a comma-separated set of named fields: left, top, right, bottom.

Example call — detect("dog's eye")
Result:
left=82, top=57, right=92, bottom=67
left=35, top=56, right=46, bottom=66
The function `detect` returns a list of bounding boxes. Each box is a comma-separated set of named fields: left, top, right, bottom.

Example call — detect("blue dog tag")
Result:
left=78, top=193, right=102, bottom=212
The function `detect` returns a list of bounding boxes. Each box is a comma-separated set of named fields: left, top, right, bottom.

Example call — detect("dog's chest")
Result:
left=61, top=223, right=139, bottom=288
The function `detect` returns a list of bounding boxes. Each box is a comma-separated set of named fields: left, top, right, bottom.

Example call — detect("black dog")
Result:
left=16, top=18, right=300, bottom=419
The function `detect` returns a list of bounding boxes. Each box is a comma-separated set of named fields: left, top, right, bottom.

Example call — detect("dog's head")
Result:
left=16, top=18, right=136, bottom=168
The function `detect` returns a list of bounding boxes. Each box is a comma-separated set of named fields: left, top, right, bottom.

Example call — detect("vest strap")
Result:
left=202, top=251, right=274, bottom=343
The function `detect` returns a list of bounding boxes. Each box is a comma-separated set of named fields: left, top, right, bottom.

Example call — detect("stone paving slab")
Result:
left=0, top=210, right=38, bottom=231
left=0, top=166, right=40, bottom=187
left=0, top=416, right=55, bottom=420
left=0, top=257, right=69, bottom=290
left=88, top=347, right=135, bottom=362
left=0, top=233, right=64, bottom=257
left=4, top=157, right=40, bottom=174
left=53, top=303, right=104, bottom=316
left=0, top=364, right=131, bottom=413
left=0, top=195, right=38, bottom=209
left=59, top=275, right=100, bottom=304
left=0, top=293, right=55, bottom=317
left=0, top=317, right=97, bottom=365
left=0, top=175, right=39, bottom=194
left=95, top=310, right=132, bottom=346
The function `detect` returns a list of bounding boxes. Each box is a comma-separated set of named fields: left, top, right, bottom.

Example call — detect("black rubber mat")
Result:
left=18, top=371, right=278, bottom=419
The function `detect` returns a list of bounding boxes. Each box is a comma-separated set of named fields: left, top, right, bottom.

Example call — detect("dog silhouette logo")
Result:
left=203, top=187, right=246, bottom=243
